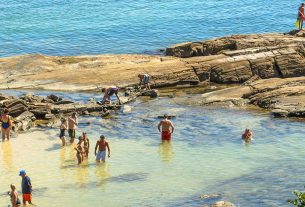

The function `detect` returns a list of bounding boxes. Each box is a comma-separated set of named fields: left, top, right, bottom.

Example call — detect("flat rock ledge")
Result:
left=1, top=89, right=157, bottom=132
left=1, top=30, right=305, bottom=118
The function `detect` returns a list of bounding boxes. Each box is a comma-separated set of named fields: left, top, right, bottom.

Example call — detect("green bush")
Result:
left=288, top=187, right=305, bottom=207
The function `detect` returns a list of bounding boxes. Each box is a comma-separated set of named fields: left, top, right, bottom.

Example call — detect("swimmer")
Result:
left=75, top=136, right=84, bottom=165
left=158, top=114, right=175, bottom=141
left=19, top=170, right=32, bottom=205
left=59, top=118, right=67, bottom=146
left=95, top=135, right=110, bottom=163
left=1, top=109, right=12, bottom=141
left=83, top=132, right=90, bottom=158
left=68, top=112, right=78, bottom=143
left=9, top=184, right=21, bottom=207
left=242, top=128, right=253, bottom=142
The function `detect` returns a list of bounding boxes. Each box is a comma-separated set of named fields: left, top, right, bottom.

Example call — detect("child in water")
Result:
left=59, top=118, right=67, bottom=146
left=9, top=184, right=21, bottom=207
left=82, top=132, right=90, bottom=158
left=75, top=136, right=84, bottom=165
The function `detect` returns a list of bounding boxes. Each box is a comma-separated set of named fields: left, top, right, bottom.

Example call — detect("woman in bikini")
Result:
left=1, top=109, right=12, bottom=141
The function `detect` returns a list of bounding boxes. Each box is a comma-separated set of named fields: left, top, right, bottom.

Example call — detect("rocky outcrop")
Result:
left=0, top=89, right=151, bottom=132
left=1, top=31, right=305, bottom=90
left=210, top=201, right=236, bottom=207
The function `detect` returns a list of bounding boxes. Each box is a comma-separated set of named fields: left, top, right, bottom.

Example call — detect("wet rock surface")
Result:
left=1, top=89, right=154, bottom=132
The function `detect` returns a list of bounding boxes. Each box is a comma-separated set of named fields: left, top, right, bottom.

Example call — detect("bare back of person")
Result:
left=98, top=140, right=108, bottom=151
left=160, top=119, right=172, bottom=132
left=68, top=117, right=77, bottom=129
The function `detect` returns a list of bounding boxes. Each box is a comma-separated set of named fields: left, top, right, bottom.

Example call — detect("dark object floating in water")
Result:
left=157, top=115, right=176, bottom=119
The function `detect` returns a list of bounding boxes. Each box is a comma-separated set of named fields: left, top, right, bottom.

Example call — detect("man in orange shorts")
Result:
left=19, top=170, right=33, bottom=205
left=158, top=114, right=175, bottom=141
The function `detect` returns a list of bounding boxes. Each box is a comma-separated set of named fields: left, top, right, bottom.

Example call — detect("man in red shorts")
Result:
left=158, top=114, right=175, bottom=141
left=19, top=170, right=32, bottom=205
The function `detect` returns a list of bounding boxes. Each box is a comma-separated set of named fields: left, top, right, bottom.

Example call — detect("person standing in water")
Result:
left=68, top=112, right=78, bottom=143
left=83, top=132, right=90, bottom=158
left=298, top=3, right=305, bottom=30
left=75, top=136, right=84, bottom=165
left=19, top=170, right=32, bottom=205
left=9, top=184, right=21, bottom=207
left=101, top=86, right=121, bottom=105
left=158, top=114, right=175, bottom=141
left=1, top=109, right=12, bottom=141
left=138, top=73, right=151, bottom=90
left=95, top=135, right=110, bottom=163
left=59, top=118, right=67, bottom=146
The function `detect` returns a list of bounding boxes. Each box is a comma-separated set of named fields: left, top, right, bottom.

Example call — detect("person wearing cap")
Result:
left=138, top=73, right=151, bottom=90
left=95, top=135, right=110, bottom=163
left=19, top=170, right=32, bottom=205
left=298, top=3, right=305, bottom=30
left=158, top=114, right=175, bottom=141
left=68, top=112, right=78, bottom=143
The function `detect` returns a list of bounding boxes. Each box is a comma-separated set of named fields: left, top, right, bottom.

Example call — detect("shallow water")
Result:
left=0, top=0, right=298, bottom=57
left=0, top=91, right=305, bottom=206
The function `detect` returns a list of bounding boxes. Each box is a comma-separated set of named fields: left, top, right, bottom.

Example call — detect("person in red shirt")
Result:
left=298, top=3, right=305, bottom=30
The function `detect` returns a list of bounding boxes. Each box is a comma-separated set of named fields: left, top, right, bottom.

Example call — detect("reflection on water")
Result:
left=159, top=141, right=174, bottom=162
left=1, top=141, right=13, bottom=170
left=1, top=91, right=305, bottom=207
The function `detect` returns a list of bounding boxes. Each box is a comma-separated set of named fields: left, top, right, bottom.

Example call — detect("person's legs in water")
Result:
left=76, top=152, right=82, bottom=165
left=1, top=128, right=5, bottom=141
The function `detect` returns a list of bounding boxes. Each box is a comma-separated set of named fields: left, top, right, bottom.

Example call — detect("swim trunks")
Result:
left=59, top=129, right=66, bottom=138
left=143, top=74, right=150, bottom=84
left=96, top=150, right=106, bottom=161
left=162, top=131, right=171, bottom=141
left=22, top=194, right=32, bottom=202
left=68, top=129, right=75, bottom=138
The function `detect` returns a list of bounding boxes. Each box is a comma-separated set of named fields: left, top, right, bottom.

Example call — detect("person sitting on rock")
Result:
left=1, top=109, right=12, bottom=141
left=138, top=73, right=151, bottom=90
left=101, top=86, right=121, bottom=105
left=298, top=3, right=305, bottom=30
left=242, top=128, right=253, bottom=142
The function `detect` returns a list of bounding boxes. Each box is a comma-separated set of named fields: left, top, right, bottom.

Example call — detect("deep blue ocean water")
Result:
left=0, top=0, right=298, bottom=57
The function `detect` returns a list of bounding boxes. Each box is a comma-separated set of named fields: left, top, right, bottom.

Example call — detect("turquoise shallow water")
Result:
left=0, top=90, right=305, bottom=206
left=0, top=0, right=298, bottom=57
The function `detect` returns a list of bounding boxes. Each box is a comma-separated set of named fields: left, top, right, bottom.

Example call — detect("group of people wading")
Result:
left=2, top=73, right=254, bottom=206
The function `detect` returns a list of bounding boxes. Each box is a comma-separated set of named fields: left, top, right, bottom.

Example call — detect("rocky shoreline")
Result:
left=1, top=30, right=305, bottom=119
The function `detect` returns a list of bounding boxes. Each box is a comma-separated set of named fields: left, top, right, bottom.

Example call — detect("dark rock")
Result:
left=140, top=89, right=159, bottom=98
left=47, top=94, right=63, bottom=102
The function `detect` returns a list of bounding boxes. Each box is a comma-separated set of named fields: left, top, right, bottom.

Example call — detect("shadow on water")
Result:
left=60, top=172, right=148, bottom=189
left=45, top=143, right=62, bottom=151
left=171, top=160, right=305, bottom=207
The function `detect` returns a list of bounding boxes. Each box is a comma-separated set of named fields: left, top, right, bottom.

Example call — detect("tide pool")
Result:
left=0, top=91, right=305, bottom=206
